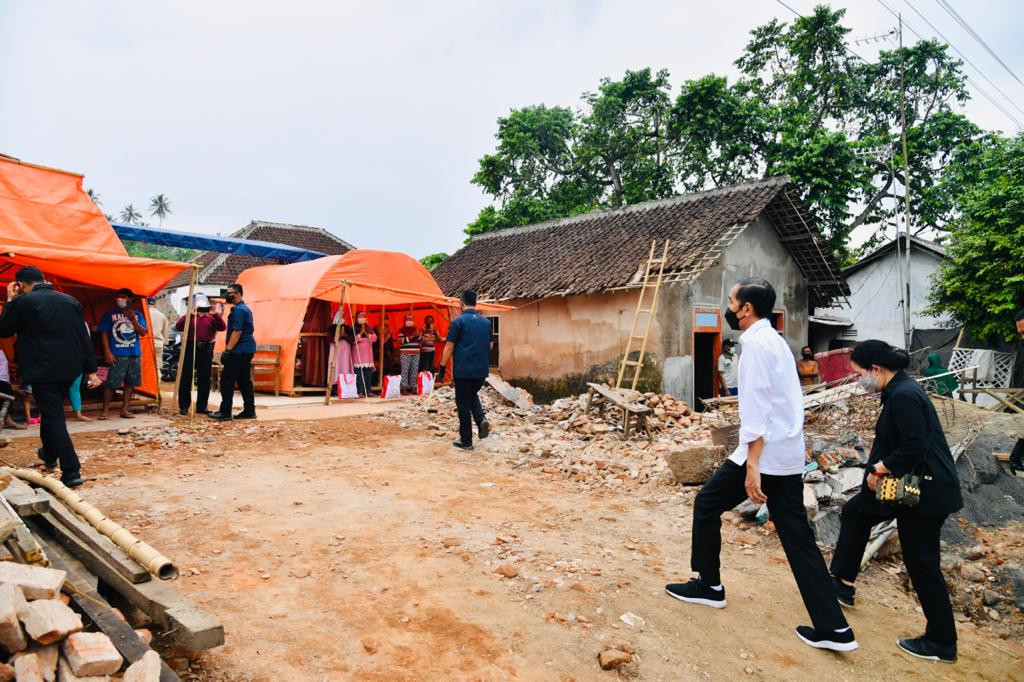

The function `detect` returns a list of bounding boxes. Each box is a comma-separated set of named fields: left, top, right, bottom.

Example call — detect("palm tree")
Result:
left=86, top=188, right=102, bottom=206
left=149, top=194, right=172, bottom=227
left=119, top=204, right=142, bottom=223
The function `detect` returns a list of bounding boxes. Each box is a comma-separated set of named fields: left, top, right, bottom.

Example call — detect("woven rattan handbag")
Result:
left=874, top=469, right=922, bottom=507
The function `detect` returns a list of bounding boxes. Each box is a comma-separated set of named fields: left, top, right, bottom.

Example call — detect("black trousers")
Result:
left=34, top=380, right=81, bottom=480
left=454, top=377, right=486, bottom=445
left=178, top=342, right=214, bottom=412
left=355, top=366, right=374, bottom=397
left=831, top=492, right=955, bottom=644
left=218, top=352, right=254, bottom=415
left=691, top=461, right=847, bottom=631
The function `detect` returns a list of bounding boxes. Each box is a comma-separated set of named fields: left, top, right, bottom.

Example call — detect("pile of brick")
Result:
left=544, top=390, right=709, bottom=439
left=0, top=561, right=160, bottom=681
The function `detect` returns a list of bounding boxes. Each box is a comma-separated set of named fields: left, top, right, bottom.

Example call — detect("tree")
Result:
left=469, top=5, right=983, bottom=260
left=149, top=194, right=172, bottom=227
left=928, top=133, right=1024, bottom=342
left=419, top=253, right=450, bottom=270
left=119, top=204, right=142, bottom=223
left=86, top=188, right=102, bottom=206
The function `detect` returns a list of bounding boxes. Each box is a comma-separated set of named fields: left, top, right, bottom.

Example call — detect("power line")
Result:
left=902, top=0, right=1024, bottom=118
left=934, top=0, right=1024, bottom=89
left=876, top=0, right=1023, bottom=129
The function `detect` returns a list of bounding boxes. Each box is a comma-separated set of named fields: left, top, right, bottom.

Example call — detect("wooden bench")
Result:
left=211, top=345, right=282, bottom=397
left=250, top=345, right=281, bottom=397
left=584, top=382, right=653, bottom=442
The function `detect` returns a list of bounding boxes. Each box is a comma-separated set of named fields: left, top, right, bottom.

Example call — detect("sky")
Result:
left=2, top=1, right=1022, bottom=259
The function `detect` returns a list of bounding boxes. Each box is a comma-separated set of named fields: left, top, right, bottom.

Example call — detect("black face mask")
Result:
left=802, top=352, right=813, bottom=360
left=724, top=307, right=741, bottom=331
left=225, top=293, right=237, bottom=303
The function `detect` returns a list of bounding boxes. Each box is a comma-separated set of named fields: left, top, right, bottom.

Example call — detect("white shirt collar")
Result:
left=739, top=317, right=771, bottom=344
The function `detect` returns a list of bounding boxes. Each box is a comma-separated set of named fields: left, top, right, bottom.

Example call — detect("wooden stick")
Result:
left=171, top=267, right=199, bottom=417
left=324, top=282, right=349, bottom=406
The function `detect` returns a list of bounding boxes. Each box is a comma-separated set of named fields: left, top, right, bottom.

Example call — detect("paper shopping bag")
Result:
left=417, top=371, right=435, bottom=396
left=337, top=373, right=359, bottom=399
left=382, top=374, right=402, bottom=399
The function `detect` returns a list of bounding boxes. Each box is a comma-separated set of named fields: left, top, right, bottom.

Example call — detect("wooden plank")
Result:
left=27, top=521, right=181, bottom=682
left=37, top=491, right=150, bottom=584
left=32, top=515, right=222, bottom=653
left=1, top=491, right=50, bottom=516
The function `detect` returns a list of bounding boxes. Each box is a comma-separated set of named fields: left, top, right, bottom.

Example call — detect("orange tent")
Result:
left=0, top=155, right=192, bottom=398
left=235, top=249, right=508, bottom=395
left=0, top=154, right=128, bottom=255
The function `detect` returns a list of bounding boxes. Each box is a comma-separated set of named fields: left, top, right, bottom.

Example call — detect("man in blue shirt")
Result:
left=441, top=290, right=492, bottom=450
left=97, top=288, right=148, bottom=420
left=210, top=283, right=257, bottom=420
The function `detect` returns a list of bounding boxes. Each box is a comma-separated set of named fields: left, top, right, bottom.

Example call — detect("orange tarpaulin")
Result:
left=0, top=155, right=128, bottom=255
left=0, top=154, right=192, bottom=398
left=235, top=249, right=509, bottom=394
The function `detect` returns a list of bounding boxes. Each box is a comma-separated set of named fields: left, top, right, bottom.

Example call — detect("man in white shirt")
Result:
left=665, top=278, right=857, bottom=652
left=147, top=298, right=169, bottom=368
left=717, top=339, right=738, bottom=396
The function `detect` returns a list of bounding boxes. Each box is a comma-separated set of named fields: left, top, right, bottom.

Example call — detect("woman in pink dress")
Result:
left=330, top=310, right=355, bottom=389
left=351, top=311, right=378, bottom=396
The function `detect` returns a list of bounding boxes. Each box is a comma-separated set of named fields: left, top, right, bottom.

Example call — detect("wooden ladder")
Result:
left=616, top=240, right=669, bottom=390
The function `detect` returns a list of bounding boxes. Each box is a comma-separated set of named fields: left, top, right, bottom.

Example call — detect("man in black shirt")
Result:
left=0, top=267, right=99, bottom=487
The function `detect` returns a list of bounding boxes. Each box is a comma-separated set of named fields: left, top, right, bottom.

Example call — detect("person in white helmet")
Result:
left=174, top=293, right=225, bottom=415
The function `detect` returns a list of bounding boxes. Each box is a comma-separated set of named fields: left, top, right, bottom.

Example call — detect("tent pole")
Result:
left=172, top=266, right=198, bottom=423
left=324, top=282, right=349, bottom=405
left=377, top=305, right=385, bottom=391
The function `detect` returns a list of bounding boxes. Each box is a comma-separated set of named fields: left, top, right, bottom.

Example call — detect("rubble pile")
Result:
left=545, top=389, right=707, bottom=438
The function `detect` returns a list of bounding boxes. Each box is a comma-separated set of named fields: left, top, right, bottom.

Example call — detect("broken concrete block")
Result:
left=828, top=467, right=865, bottom=495
left=56, top=655, right=110, bottom=682
left=0, top=582, right=27, bottom=653
left=14, top=652, right=46, bottom=682
left=21, top=600, right=83, bottom=645
left=664, top=445, right=726, bottom=485
left=0, top=562, right=66, bottom=600
left=598, top=649, right=632, bottom=670
left=13, top=645, right=59, bottom=682
left=62, top=632, right=123, bottom=677
left=811, top=510, right=841, bottom=546
left=122, top=650, right=161, bottom=682
left=803, top=484, right=819, bottom=518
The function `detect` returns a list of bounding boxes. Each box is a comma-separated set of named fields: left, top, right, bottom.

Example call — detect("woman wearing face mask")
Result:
left=352, top=312, right=378, bottom=396
left=796, top=346, right=819, bottom=386
left=830, top=339, right=963, bottom=664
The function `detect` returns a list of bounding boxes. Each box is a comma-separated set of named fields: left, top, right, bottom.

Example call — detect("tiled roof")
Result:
left=432, top=177, right=849, bottom=307
left=166, top=221, right=354, bottom=288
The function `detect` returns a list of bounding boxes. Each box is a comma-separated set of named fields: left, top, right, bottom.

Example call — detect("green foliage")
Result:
left=149, top=194, right=172, bottom=227
left=123, top=240, right=198, bottom=263
left=419, top=252, right=450, bottom=270
left=119, top=204, right=142, bottom=223
left=469, top=5, right=983, bottom=261
left=927, top=134, right=1024, bottom=342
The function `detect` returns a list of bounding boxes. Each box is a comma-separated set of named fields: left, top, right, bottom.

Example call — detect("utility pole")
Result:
left=898, top=14, right=913, bottom=350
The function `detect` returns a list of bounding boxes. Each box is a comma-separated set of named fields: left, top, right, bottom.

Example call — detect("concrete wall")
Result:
left=495, top=214, right=810, bottom=405
left=816, top=247, right=949, bottom=348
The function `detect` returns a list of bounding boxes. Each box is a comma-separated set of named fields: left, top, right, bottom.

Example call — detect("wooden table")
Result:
left=584, top=382, right=653, bottom=442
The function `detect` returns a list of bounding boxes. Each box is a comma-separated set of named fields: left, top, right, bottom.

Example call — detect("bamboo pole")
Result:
left=171, top=267, right=199, bottom=420
left=376, top=305, right=386, bottom=391
left=324, top=282, right=349, bottom=405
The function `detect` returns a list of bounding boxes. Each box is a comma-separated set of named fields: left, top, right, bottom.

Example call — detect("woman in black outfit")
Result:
left=830, top=340, right=963, bottom=663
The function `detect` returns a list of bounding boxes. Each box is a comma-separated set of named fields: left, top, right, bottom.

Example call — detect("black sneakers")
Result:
left=452, top=440, right=474, bottom=451
left=478, top=420, right=490, bottom=439
left=61, top=476, right=85, bottom=489
left=234, top=411, right=257, bottom=420
left=37, top=447, right=57, bottom=470
left=664, top=577, right=726, bottom=608
left=897, top=636, right=957, bottom=663
left=207, top=412, right=231, bottom=421
left=833, top=575, right=856, bottom=608
left=795, top=625, right=859, bottom=652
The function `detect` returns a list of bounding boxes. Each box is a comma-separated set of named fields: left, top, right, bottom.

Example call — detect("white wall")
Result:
left=817, top=246, right=950, bottom=348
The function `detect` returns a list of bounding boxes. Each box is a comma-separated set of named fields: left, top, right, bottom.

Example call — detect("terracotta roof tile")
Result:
left=432, top=177, right=848, bottom=307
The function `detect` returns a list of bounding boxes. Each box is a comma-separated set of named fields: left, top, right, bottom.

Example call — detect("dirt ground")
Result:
left=1, top=402, right=1022, bottom=681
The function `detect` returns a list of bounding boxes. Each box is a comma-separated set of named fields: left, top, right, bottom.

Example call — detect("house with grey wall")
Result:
left=433, top=176, right=850, bottom=406
left=813, top=235, right=950, bottom=352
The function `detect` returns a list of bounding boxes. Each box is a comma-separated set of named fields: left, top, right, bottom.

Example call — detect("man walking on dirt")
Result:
left=441, top=289, right=491, bottom=451
left=665, top=277, right=857, bottom=652
left=0, top=266, right=100, bottom=487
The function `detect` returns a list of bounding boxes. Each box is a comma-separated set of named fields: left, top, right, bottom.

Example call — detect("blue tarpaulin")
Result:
left=112, top=223, right=327, bottom=263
